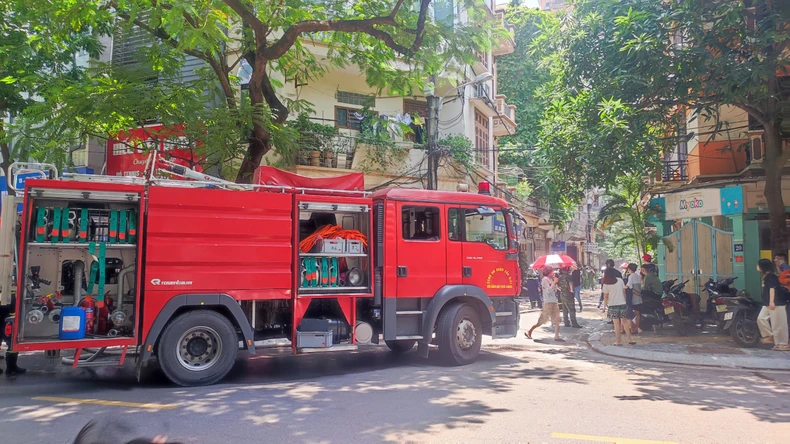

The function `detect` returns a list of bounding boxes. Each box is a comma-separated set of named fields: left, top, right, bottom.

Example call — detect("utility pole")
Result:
left=425, top=74, right=439, bottom=190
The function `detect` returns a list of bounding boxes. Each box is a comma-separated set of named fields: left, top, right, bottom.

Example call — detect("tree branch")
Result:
left=117, top=12, right=237, bottom=110
left=734, top=103, right=768, bottom=127
left=263, top=0, right=429, bottom=60
left=223, top=0, right=266, bottom=36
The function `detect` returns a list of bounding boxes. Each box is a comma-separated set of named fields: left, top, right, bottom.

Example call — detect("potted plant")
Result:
left=287, top=114, right=339, bottom=166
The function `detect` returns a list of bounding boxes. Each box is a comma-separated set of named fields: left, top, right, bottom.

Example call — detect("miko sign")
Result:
left=665, top=188, right=721, bottom=220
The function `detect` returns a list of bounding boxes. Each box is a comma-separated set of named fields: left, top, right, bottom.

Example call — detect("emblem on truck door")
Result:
left=150, top=278, right=193, bottom=286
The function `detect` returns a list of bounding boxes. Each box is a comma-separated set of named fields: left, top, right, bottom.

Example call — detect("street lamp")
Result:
left=426, top=72, right=493, bottom=190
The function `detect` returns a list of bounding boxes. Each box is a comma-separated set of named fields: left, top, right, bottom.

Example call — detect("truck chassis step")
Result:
left=297, top=344, right=357, bottom=354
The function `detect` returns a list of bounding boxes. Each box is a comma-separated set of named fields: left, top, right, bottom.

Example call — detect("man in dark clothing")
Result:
left=558, top=267, right=582, bottom=328
left=0, top=295, right=26, bottom=376
left=571, top=265, right=583, bottom=312
left=525, top=274, right=542, bottom=309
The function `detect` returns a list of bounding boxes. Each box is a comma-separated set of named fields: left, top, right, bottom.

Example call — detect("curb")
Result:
left=586, top=325, right=790, bottom=371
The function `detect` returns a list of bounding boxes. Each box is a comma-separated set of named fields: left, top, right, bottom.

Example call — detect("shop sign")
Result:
left=665, top=188, right=721, bottom=220
left=720, top=186, right=744, bottom=215
left=107, top=125, right=203, bottom=177
left=551, top=241, right=566, bottom=251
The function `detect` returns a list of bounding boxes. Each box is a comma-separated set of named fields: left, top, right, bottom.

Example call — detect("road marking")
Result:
left=552, top=432, right=677, bottom=444
left=33, top=396, right=178, bottom=410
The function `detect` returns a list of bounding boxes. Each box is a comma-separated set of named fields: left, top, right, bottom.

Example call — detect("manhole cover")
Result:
left=685, top=345, right=745, bottom=354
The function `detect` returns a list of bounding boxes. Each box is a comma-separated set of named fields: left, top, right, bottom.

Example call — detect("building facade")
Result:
left=651, top=97, right=790, bottom=300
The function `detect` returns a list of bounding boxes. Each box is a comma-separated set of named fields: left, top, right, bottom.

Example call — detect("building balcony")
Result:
left=473, top=49, right=489, bottom=74
left=470, top=83, right=497, bottom=117
left=493, top=9, right=516, bottom=56
left=493, top=95, right=517, bottom=137
left=661, top=159, right=689, bottom=182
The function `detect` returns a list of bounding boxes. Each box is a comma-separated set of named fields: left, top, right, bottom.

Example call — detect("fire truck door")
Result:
left=396, top=203, right=447, bottom=297
left=460, top=207, right=518, bottom=296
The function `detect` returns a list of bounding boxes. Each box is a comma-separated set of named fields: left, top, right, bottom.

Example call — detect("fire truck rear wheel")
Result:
left=157, top=310, right=238, bottom=387
left=385, top=339, right=416, bottom=353
left=436, top=302, right=482, bottom=366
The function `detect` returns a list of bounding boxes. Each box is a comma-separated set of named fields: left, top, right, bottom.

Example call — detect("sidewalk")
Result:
left=588, top=322, right=790, bottom=370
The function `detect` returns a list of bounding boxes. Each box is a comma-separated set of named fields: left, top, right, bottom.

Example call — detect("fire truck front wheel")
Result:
left=436, top=302, right=482, bottom=366
left=157, top=310, right=238, bottom=387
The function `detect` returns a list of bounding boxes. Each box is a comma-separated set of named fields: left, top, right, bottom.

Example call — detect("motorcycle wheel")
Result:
left=672, top=313, right=688, bottom=336
left=730, top=312, right=760, bottom=348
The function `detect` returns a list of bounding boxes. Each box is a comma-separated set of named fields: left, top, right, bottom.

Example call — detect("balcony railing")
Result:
left=474, top=49, right=488, bottom=70
left=662, top=159, right=688, bottom=182
left=495, top=96, right=516, bottom=122
left=297, top=132, right=358, bottom=168
left=474, top=83, right=492, bottom=101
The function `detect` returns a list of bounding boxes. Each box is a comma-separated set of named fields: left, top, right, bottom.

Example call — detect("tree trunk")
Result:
left=0, top=116, right=13, bottom=196
left=763, top=124, right=787, bottom=256
left=235, top=57, right=289, bottom=184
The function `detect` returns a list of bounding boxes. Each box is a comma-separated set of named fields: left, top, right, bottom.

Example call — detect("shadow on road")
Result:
left=524, top=325, right=790, bottom=425
left=0, top=346, right=584, bottom=443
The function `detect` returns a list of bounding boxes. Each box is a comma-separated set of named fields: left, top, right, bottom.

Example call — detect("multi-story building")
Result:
left=650, top=97, right=790, bottom=300
left=268, top=0, right=517, bottom=194
left=539, top=0, right=570, bottom=12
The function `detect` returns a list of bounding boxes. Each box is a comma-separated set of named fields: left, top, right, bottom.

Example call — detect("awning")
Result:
left=254, top=166, right=364, bottom=191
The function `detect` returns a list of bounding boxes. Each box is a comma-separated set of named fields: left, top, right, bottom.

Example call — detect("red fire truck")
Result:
left=2, top=159, right=521, bottom=386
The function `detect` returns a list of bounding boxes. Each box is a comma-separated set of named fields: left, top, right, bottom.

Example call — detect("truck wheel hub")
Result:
left=456, top=319, right=476, bottom=350
left=177, top=327, right=221, bottom=371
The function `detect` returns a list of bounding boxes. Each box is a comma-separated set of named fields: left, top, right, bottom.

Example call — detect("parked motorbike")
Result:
left=704, top=277, right=739, bottom=329
left=711, top=290, right=761, bottom=347
left=661, top=279, right=704, bottom=336
left=638, top=288, right=671, bottom=331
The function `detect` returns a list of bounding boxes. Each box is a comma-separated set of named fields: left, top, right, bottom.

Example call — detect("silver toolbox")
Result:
left=296, top=331, right=333, bottom=348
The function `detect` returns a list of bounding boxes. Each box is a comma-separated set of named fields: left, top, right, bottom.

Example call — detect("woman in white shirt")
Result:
left=603, top=270, right=636, bottom=346
left=525, top=267, right=564, bottom=342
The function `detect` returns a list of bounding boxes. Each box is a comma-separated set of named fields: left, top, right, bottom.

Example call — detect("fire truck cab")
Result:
left=2, top=162, right=520, bottom=386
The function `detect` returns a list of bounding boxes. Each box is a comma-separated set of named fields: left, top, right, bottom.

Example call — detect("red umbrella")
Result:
left=531, top=254, right=577, bottom=270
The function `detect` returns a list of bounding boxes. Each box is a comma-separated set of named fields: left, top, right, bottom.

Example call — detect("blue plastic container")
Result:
left=59, top=306, right=86, bottom=340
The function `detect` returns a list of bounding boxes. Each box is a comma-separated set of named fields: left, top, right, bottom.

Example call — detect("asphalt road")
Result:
left=2, top=294, right=790, bottom=443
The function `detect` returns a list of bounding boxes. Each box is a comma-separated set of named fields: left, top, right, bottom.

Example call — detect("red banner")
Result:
left=107, top=125, right=203, bottom=177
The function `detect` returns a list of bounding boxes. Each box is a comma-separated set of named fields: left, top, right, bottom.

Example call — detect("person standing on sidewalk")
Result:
left=525, top=270, right=542, bottom=309
left=525, top=267, right=565, bottom=342
left=0, top=294, right=27, bottom=376
left=625, top=263, right=643, bottom=334
left=571, top=265, right=583, bottom=312
left=603, top=270, right=635, bottom=346
left=756, top=259, right=790, bottom=351
left=774, top=253, right=790, bottom=272
left=558, top=267, right=582, bottom=328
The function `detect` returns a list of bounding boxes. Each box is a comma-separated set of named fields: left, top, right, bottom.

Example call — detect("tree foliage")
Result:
left=596, top=175, right=663, bottom=263
left=535, top=0, right=790, bottom=251
left=9, top=0, right=502, bottom=182
left=0, top=0, right=112, bottom=176
left=496, top=6, right=557, bottom=155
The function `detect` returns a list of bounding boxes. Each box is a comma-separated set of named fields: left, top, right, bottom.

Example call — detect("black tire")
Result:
left=436, top=303, right=482, bottom=366
left=157, top=310, right=238, bottom=387
left=730, top=312, right=760, bottom=348
left=672, top=313, right=687, bottom=336
left=385, top=339, right=416, bottom=353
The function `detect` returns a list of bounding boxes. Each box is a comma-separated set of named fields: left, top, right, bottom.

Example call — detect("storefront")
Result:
left=653, top=185, right=750, bottom=300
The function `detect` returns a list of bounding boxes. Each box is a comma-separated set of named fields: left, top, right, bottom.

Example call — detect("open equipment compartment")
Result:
left=17, top=183, right=142, bottom=343
left=296, top=198, right=372, bottom=295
